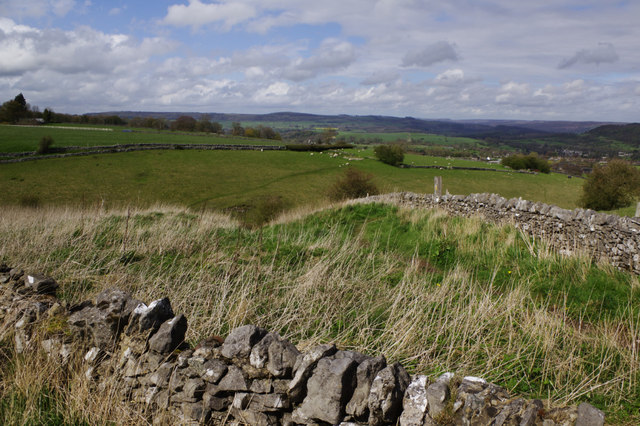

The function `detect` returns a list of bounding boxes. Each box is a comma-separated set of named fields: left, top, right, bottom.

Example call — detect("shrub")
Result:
left=327, top=167, right=379, bottom=201
left=501, top=153, right=550, bottom=173
left=241, top=195, right=288, bottom=228
left=580, top=159, right=640, bottom=210
left=36, top=136, right=54, bottom=154
left=374, top=144, right=404, bottom=166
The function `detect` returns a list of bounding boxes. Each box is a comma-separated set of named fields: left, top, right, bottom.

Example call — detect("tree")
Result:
left=0, top=93, right=30, bottom=123
left=43, top=108, right=54, bottom=124
left=501, top=153, right=550, bottom=173
left=171, top=115, right=197, bottom=132
left=579, top=159, right=640, bottom=210
left=374, top=143, right=404, bottom=166
left=231, top=122, right=245, bottom=136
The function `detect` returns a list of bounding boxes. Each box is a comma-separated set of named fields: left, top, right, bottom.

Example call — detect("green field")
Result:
left=1, top=148, right=584, bottom=212
left=0, top=125, right=281, bottom=153
left=339, top=130, right=482, bottom=146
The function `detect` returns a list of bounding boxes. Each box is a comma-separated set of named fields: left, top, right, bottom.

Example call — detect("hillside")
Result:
left=586, top=123, right=640, bottom=146
left=0, top=201, right=638, bottom=423
left=93, top=111, right=556, bottom=137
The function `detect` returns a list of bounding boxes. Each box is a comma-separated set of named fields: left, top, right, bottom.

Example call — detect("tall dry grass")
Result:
left=0, top=202, right=638, bottom=423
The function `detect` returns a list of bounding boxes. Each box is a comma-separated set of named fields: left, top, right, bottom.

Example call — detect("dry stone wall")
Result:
left=0, top=264, right=606, bottom=425
left=359, top=192, right=640, bottom=275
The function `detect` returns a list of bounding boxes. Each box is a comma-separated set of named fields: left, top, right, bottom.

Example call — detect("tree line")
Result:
left=0, top=94, right=281, bottom=140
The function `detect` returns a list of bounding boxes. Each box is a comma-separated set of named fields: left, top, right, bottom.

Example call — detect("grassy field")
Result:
left=0, top=148, right=585, bottom=214
left=0, top=202, right=637, bottom=423
left=0, top=125, right=281, bottom=153
left=339, top=130, right=483, bottom=146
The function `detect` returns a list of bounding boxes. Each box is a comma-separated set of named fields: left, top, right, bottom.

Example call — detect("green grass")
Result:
left=339, top=131, right=482, bottom=146
left=0, top=149, right=585, bottom=212
left=0, top=125, right=282, bottom=153
left=0, top=202, right=638, bottom=423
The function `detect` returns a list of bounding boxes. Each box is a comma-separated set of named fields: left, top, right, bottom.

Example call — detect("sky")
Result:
left=0, top=0, right=639, bottom=121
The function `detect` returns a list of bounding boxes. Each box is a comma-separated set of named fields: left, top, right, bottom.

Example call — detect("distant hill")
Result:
left=91, top=110, right=569, bottom=138
left=454, top=119, right=623, bottom=134
left=585, top=123, right=640, bottom=146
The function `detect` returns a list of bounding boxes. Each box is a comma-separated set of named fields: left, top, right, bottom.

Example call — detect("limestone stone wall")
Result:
left=0, top=264, right=605, bottom=425
left=360, top=192, right=640, bottom=275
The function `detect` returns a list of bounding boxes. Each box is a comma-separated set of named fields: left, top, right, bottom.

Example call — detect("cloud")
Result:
left=402, top=41, right=459, bottom=67
left=224, top=39, right=356, bottom=82
left=163, top=0, right=256, bottom=30
left=558, top=42, right=619, bottom=69
left=0, top=0, right=76, bottom=19
left=0, top=18, right=175, bottom=77
left=434, top=69, right=465, bottom=86
left=361, top=70, right=400, bottom=86
left=51, top=0, right=75, bottom=17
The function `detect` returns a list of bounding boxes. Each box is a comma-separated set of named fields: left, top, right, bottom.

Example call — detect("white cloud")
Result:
left=434, top=69, right=465, bottom=86
left=0, top=18, right=175, bottom=77
left=163, top=0, right=256, bottom=30
left=51, top=0, right=75, bottom=17
left=0, top=0, right=76, bottom=19
left=402, top=41, right=459, bottom=67
left=558, top=42, right=619, bottom=69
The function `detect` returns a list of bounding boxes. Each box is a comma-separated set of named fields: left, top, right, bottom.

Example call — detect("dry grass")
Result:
left=0, top=202, right=638, bottom=423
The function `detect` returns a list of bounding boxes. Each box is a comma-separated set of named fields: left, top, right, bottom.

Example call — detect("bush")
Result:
left=327, top=167, right=379, bottom=201
left=374, top=144, right=404, bottom=166
left=242, top=195, right=288, bottom=228
left=580, top=159, right=640, bottom=210
left=501, top=153, right=550, bottom=173
left=36, top=136, right=54, bottom=154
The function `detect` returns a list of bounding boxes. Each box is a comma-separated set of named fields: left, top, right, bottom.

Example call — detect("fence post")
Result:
left=636, top=202, right=640, bottom=217
left=434, top=176, right=442, bottom=198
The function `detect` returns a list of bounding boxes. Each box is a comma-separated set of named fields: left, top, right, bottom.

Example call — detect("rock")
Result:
left=250, top=379, right=273, bottom=394
left=425, top=372, right=453, bottom=418
left=83, top=347, right=105, bottom=365
left=182, top=378, right=206, bottom=400
left=180, top=402, right=206, bottom=423
left=520, top=399, right=544, bottom=426
left=288, top=343, right=337, bottom=402
left=95, top=288, right=140, bottom=323
left=69, top=289, right=141, bottom=349
left=576, top=402, right=605, bottom=426
left=149, top=362, right=175, bottom=388
left=230, top=407, right=279, bottom=426
left=367, top=363, right=411, bottom=426
left=233, top=392, right=289, bottom=412
left=345, top=355, right=387, bottom=419
left=127, top=297, right=174, bottom=335
left=203, top=393, right=232, bottom=411
left=9, top=268, right=24, bottom=281
left=399, top=375, right=429, bottom=426
left=217, top=365, right=249, bottom=392
left=148, top=314, right=187, bottom=354
left=221, top=325, right=267, bottom=360
left=24, top=274, right=58, bottom=295
left=250, top=332, right=301, bottom=378
left=201, top=359, right=228, bottom=384
left=296, top=357, right=358, bottom=424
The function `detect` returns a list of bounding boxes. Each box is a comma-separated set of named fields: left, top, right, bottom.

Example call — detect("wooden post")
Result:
left=434, top=176, right=442, bottom=198
left=636, top=202, right=640, bottom=217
